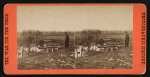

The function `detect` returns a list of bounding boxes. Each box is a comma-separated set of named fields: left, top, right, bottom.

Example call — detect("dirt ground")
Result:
left=17, top=46, right=133, bottom=70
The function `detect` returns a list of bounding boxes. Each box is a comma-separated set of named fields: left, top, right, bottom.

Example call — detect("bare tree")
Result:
left=21, top=31, right=35, bottom=52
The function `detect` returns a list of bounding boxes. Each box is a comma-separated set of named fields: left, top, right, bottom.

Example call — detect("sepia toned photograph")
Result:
left=17, top=5, right=133, bottom=70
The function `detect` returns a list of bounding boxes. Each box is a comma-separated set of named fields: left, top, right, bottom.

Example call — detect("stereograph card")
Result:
left=3, top=4, right=146, bottom=74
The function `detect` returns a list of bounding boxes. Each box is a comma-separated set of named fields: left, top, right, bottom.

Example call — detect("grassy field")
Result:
left=17, top=30, right=133, bottom=70
left=17, top=46, right=132, bottom=70
left=75, top=46, right=132, bottom=69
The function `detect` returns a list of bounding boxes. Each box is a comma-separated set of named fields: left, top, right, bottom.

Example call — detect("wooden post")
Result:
left=46, top=48, right=48, bottom=53
left=81, top=48, right=82, bottom=57
left=51, top=48, right=53, bottom=52
left=74, top=33, right=76, bottom=69
left=22, top=50, right=23, bottom=58
left=105, top=47, right=108, bottom=52
left=111, top=47, right=113, bottom=52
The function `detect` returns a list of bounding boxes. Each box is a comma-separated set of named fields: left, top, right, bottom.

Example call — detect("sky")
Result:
left=17, top=5, right=133, bottom=32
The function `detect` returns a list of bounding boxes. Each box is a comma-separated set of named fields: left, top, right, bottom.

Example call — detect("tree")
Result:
left=21, top=31, right=35, bottom=52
